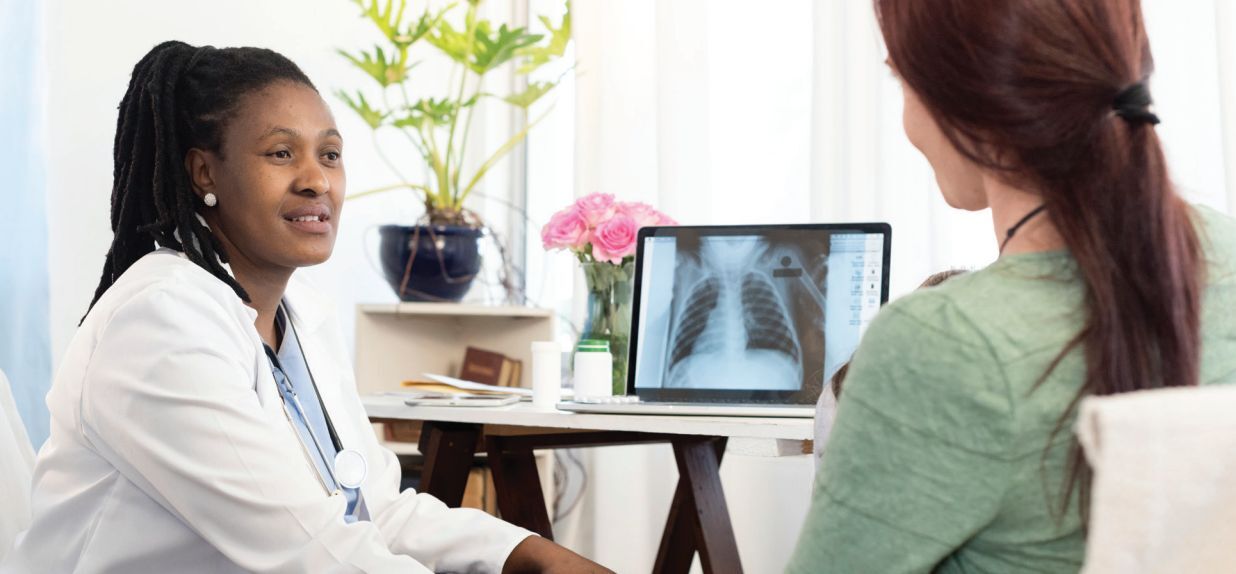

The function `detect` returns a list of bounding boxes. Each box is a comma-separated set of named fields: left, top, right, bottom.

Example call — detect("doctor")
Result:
left=3, top=41, right=607, bottom=573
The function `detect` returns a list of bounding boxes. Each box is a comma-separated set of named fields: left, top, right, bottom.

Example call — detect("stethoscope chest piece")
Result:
left=334, top=449, right=367, bottom=490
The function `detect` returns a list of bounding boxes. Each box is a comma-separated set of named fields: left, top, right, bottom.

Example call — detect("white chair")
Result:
left=0, top=369, right=35, bottom=562
left=1078, top=385, right=1236, bottom=573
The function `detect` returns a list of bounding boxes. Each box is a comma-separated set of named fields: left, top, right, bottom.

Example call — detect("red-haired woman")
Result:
left=789, top=0, right=1236, bottom=571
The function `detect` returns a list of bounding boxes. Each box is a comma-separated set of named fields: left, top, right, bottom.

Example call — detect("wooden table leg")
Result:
left=654, top=438, right=727, bottom=574
left=654, top=437, right=741, bottom=574
left=417, top=421, right=480, bottom=507
left=486, top=436, right=555, bottom=539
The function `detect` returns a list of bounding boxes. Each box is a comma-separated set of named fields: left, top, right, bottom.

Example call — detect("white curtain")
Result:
left=0, top=0, right=52, bottom=448
left=524, top=0, right=1236, bottom=571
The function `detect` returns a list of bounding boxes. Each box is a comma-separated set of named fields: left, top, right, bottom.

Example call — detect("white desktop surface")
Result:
left=362, top=394, right=813, bottom=442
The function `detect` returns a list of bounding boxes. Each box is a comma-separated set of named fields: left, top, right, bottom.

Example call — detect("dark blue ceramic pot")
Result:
left=378, top=225, right=482, bottom=302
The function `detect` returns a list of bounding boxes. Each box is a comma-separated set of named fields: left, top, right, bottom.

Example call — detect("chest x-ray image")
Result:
left=636, top=231, right=829, bottom=395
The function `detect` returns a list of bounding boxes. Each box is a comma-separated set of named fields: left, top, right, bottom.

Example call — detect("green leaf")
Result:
left=336, top=44, right=411, bottom=87
left=502, top=81, right=555, bottom=108
left=470, top=21, right=542, bottom=75
left=393, top=98, right=458, bottom=130
left=351, top=0, right=405, bottom=42
left=428, top=6, right=543, bottom=76
left=396, top=4, right=451, bottom=46
left=425, top=18, right=473, bottom=65
left=336, top=90, right=389, bottom=129
left=517, top=6, right=571, bottom=75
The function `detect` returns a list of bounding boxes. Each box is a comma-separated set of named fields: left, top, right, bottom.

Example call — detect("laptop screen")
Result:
left=627, top=223, right=891, bottom=405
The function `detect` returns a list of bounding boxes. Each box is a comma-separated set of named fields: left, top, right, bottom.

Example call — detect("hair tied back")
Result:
left=1112, top=82, right=1160, bottom=126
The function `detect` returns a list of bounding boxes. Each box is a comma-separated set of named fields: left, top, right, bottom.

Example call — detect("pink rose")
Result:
left=657, top=213, right=678, bottom=226
left=591, top=213, right=639, bottom=264
left=541, top=206, right=590, bottom=251
left=575, top=193, right=616, bottom=227
left=616, top=201, right=664, bottom=228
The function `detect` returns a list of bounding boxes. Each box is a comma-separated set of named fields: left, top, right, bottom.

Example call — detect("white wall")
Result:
left=44, top=0, right=522, bottom=368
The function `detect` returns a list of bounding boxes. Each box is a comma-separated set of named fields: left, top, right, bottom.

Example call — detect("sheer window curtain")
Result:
left=525, top=1, right=1236, bottom=572
left=0, top=0, right=52, bottom=449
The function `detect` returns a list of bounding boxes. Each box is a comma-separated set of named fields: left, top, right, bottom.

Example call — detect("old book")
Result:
left=460, top=347, right=523, bottom=388
left=459, top=347, right=507, bottom=387
left=505, top=359, right=522, bottom=388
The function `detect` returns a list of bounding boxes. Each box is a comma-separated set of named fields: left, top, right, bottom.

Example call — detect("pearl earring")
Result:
left=203, top=193, right=217, bottom=207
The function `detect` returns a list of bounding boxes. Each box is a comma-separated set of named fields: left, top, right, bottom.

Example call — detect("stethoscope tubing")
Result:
left=270, top=303, right=367, bottom=495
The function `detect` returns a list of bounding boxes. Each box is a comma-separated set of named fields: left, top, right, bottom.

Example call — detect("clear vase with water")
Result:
left=578, top=260, right=635, bottom=396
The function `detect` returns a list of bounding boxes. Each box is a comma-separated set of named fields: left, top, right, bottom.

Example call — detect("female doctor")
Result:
left=3, top=41, right=607, bottom=573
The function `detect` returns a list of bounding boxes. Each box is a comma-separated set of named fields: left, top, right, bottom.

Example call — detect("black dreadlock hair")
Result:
left=83, top=40, right=316, bottom=322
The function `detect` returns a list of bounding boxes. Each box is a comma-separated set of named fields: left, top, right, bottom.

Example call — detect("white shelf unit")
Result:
left=354, top=302, right=556, bottom=394
left=354, top=302, right=558, bottom=515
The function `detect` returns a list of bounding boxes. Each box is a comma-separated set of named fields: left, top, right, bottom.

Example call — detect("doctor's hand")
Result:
left=502, top=535, right=614, bottom=574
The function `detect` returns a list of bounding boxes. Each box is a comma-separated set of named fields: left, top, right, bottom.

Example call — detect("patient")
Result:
left=789, top=1, right=1236, bottom=571
left=814, top=269, right=966, bottom=462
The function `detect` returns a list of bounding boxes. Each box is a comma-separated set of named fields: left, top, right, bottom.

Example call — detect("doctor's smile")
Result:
left=281, top=202, right=334, bottom=235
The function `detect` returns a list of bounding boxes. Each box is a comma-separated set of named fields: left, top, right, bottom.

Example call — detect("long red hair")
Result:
left=875, top=0, right=1204, bottom=518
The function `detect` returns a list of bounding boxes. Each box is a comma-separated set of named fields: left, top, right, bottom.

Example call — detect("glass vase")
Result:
left=579, top=260, right=635, bottom=396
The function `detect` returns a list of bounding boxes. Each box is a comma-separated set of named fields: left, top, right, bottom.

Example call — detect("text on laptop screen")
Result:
left=632, top=229, right=885, bottom=400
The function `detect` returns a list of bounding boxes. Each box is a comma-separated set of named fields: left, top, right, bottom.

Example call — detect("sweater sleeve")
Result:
left=788, top=292, right=1015, bottom=574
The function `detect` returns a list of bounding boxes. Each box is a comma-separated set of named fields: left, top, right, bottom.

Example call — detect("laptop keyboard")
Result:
left=571, top=395, right=642, bottom=405
left=569, top=396, right=809, bottom=410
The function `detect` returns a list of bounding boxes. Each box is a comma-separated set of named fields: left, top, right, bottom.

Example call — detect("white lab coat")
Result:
left=2, top=249, right=532, bottom=573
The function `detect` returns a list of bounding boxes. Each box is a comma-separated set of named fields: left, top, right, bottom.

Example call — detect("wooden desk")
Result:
left=363, top=395, right=813, bottom=574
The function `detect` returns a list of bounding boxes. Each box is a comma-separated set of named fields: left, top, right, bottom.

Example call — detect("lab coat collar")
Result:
left=152, top=244, right=329, bottom=333
left=283, top=276, right=331, bottom=335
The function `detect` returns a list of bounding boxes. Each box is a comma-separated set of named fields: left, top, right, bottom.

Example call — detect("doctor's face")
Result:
left=189, top=81, right=345, bottom=271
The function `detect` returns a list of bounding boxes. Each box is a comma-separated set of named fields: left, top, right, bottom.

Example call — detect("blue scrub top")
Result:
left=267, top=303, right=365, bottom=523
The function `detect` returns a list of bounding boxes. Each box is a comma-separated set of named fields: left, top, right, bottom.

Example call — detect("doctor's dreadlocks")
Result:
left=83, top=41, right=316, bottom=321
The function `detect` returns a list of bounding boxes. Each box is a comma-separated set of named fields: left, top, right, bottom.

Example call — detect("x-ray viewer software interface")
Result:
left=633, top=230, right=885, bottom=399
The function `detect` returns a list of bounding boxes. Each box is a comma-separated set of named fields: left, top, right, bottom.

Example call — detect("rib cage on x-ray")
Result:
left=662, top=238, right=816, bottom=390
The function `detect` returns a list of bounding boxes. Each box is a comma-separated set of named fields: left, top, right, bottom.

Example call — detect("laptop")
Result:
left=558, top=222, right=891, bottom=417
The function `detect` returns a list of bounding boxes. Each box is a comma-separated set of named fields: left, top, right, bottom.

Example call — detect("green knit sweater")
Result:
left=788, top=206, right=1236, bottom=573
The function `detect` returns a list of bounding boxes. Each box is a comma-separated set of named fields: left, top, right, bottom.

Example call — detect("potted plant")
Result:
left=338, top=0, right=571, bottom=301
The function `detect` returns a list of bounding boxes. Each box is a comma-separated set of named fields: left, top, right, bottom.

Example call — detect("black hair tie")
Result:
left=1112, top=82, right=1160, bottom=126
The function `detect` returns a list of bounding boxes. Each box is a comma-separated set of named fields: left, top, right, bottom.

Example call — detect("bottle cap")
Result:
left=576, top=339, right=610, bottom=353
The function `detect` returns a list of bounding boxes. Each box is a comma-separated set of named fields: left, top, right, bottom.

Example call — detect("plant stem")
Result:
left=347, top=182, right=434, bottom=201
left=443, top=65, right=469, bottom=208
left=382, top=88, right=431, bottom=161
left=453, top=84, right=484, bottom=193
left=425, top=127, right=449, bottom=209
left=443, top=2, right=479, bottom=211
left=458, top=106, right=552, bottom=204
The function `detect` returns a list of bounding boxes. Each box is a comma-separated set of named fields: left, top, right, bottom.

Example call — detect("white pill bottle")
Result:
left=572, top=339, right=613, bottom=400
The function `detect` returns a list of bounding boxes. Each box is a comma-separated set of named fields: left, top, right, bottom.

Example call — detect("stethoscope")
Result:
left=264, top=303, right=368, bottom=507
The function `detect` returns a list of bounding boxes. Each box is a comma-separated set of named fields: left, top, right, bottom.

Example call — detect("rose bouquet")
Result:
left=541, top=193, right=677, bottom=394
